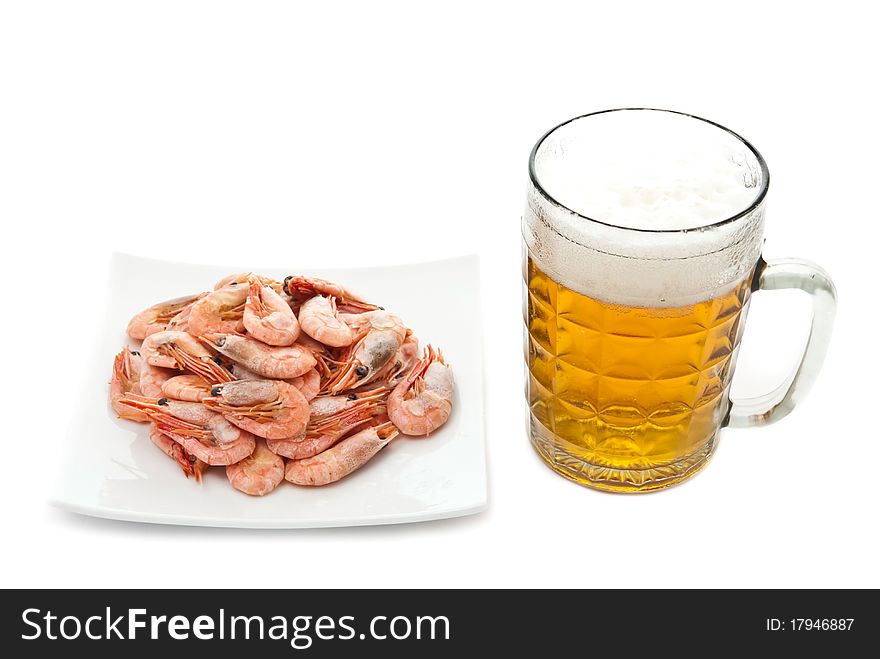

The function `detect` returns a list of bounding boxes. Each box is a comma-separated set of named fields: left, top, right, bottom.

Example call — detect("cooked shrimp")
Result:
left=267, top=399, right=380, bottom=459
left=243, top=279, right=300, bottom=346
left=226, top=439, right=285, bottom=496
left=203, top=333, right=316, bottom=379
left=284, top=275, right=379, bottom=313
left=203, top=380, right=309, bottom=440
left=298, top=295, right=354, bottom=347
left=187, top=285, right=248, bottom=336
left=323, top=311, right=406, bottom=393
left=290, top=368, right=321, bottom=401
left=111, top=271, right=452, bottom=496
left=110, top=347, right=147, bottom=421
left=120, top=396, right=255, bottom=465
left=141, top=330, right=233, bottom=383
left=126, top=293, right=205, bottom=340
left=387, top=345, right=454, bottom=436
left=161, top=375, right=212, bottom=402
left=284, top=422, right=398, bottom=486
left=149, top=423, right=206, bottom=481
left=308, top=385, right=387, bottom=418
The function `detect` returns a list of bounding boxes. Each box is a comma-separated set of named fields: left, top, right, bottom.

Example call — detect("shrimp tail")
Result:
left=246, top=278, right=272, bottom=319
left=248, top=279, right=264, bottom=307
left=111, top=351, right=147, bottom=421
left=111, top=351, right=129, bottom=384
left=191, top=458, right=207, bottom=482
left=170, top=444, right=195, bottom=478
left=170, top=444, right=206, bottom=482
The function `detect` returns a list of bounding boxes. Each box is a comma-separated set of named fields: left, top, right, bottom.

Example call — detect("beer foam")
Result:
left=534, top=110, right=762, bottom=230
left=524, top=110, right=767, bottom=306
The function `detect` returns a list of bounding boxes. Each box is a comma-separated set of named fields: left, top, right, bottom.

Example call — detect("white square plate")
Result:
left=52, top=253, right=487, bottom=528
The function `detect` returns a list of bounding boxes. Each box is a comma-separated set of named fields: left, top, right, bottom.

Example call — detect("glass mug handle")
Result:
left=727, top=257, right=838, bottom=428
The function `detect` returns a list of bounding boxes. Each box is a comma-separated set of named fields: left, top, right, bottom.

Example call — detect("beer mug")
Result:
left=523, top=109, right=836, bottom=492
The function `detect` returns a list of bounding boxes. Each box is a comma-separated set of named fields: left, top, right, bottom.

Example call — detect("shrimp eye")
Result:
left=213, top=356, right=224, bottom=365
left=355, top=365, right=368, bottom=378
left=283, top=275, right=293, bottom=294
left=215, top=337, right=226, bottom=347
left=157, top=397, right=168, bottom=406
left=347, top=393, right=358, bottom=400
left=131, top=350, right=140, bottom=356
left=210, top=386, right=222, bottom=397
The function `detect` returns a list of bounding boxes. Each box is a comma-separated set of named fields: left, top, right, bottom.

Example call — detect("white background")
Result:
left=1, top=1, right=877, bottom=588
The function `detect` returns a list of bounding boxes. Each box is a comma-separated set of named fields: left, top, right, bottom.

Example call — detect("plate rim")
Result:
left=48, top=497, right=489, bottom=529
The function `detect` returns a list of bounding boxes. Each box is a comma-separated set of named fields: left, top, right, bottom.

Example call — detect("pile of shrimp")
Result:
left=110, top=273, right=454, bottom=496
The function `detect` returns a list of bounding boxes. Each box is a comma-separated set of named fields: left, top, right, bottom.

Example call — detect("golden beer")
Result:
left=523, top=109, right=836, bottom=492
left=525, top=255, right=753, bottom=492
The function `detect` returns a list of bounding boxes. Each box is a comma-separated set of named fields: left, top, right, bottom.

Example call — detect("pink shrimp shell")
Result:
left=225, top=439, right=285, bottom=496
left=291, top=368, right=321, bottom=401
left=284, top=423, right=398, bottom=486
left=387, top=346, right=454, bottom=436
